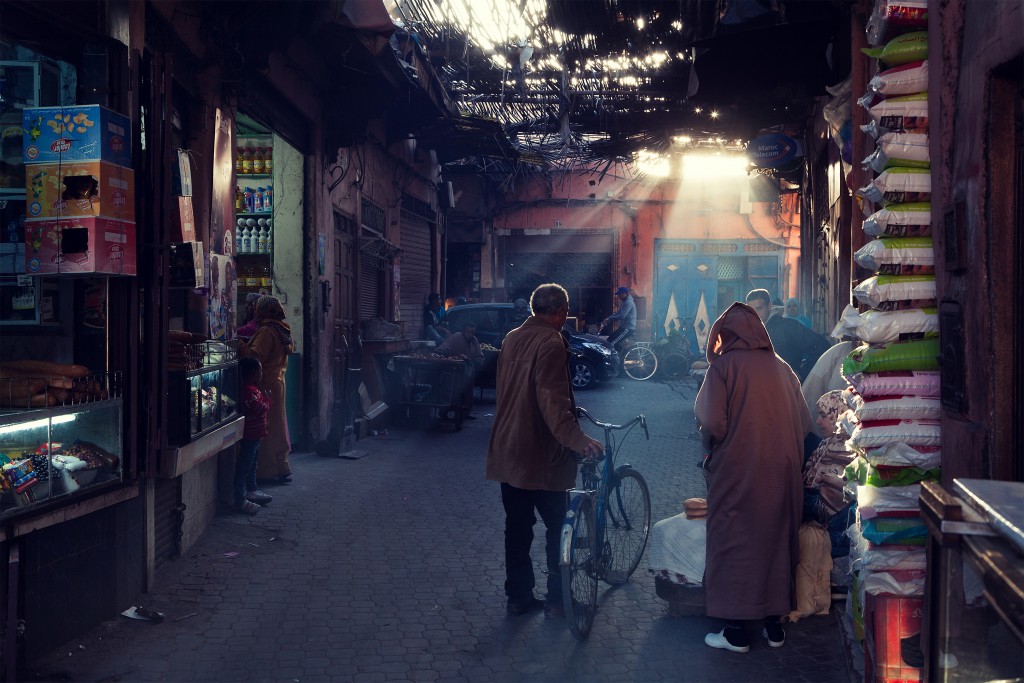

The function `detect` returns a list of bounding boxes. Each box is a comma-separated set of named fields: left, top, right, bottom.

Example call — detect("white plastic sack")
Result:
left=853, top=237, right=934, bottom=275
left=853, top=275, right=936, bottom=309
left=866, top=0, right=928, bottom=46
left=862, top=92, right=929, bottom=137
left=858, top=167, right=931, bottom=206
left=847, top=370, right=940, bottom=398
left=862, top=132, right=930, bottom=172
left=866, top=60, right=929, bottom=97
left=848, top=394, right=942, bottom=422
left=848, top=418, right=942, bottom=449
left=856, top=483, right=922, bottom=519
left=863, top=202, right=932, bottom=238
left=647, top=513, right=706, bottom=586
left=832, top=304, right=938, bottom=344
left=858, top=443, right=941, bottom=468
left=861, top=569, right=926, bottom=597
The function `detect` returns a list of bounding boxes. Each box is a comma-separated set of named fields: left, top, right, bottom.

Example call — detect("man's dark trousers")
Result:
left=501, top=483, right=566, bottom=604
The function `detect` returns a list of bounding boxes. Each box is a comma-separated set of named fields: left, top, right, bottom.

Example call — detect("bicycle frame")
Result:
left=560, top=408, right=648, bottom=567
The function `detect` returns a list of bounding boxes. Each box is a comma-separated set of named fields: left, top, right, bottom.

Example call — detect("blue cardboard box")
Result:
left=22, top=105, right=132, bottom=168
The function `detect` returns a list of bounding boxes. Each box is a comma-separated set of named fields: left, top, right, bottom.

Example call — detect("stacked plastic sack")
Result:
left=842, top=3, right=935, bottom=680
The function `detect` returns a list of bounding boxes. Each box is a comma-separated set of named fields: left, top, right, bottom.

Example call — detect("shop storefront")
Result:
left=0, top=17, right=145, bottom=667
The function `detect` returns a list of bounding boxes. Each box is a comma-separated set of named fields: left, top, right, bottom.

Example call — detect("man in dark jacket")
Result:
left=486, top=283, right=602, bottom=619
left=745, top=289, right=830, bottom=382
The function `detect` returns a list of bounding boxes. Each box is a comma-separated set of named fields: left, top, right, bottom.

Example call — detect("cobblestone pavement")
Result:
left=28, top=374, right=855, bottom=682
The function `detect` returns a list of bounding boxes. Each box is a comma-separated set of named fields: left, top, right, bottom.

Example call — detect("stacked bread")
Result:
left=683, top=498, right=707, bottom=520
left=0, top=360, right=94, bottom=408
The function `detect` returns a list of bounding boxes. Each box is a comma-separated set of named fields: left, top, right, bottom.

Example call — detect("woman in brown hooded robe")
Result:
left=694, top=302, right=811, bottom=653
left=241, top=296, right=294, bottom=483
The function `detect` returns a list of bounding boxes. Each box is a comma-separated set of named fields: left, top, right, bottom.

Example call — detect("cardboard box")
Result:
left=22, top=105, right=131, bottom=167
left=25, top=217, right=136, bottom=276
left=25, top=160, right=135, bottom=220
left=173, top=196, right=196, bottom=241
left=169, top=241, right=205, bottom=288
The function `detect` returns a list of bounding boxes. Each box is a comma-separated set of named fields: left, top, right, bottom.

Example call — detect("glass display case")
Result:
left=167, top=342, right=239, bottom=446
left=0, top=392, right=123, bottom=520
left=920, top=479, right=1024, bottom=681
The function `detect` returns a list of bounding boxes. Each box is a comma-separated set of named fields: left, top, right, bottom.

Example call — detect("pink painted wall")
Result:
left=487, top=164, right=801, bottom=333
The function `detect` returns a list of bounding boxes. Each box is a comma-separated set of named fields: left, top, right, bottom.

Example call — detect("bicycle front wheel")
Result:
left=622, top=346, right=658, bottom=381
left=601, top=468, right=652, bottom=584
left=561, top=497, right=599, bottom=640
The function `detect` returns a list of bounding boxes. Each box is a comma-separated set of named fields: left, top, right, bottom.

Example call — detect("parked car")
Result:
left=443, top=303, right=618, bottom=389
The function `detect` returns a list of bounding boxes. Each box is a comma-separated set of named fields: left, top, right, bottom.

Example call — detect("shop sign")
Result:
left=746, top=133, right=801, bottom=168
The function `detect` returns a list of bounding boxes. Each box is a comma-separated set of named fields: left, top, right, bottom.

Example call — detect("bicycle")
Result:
left=618, top=334, right=694, bottom=382
left=559, top=407, right=651, bottom=640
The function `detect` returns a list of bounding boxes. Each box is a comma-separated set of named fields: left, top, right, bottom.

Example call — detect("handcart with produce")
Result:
left=389, top=355, right=473, bottom=430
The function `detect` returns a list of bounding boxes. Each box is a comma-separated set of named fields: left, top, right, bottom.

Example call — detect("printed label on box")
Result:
left=25, top=217, right=136, bottom=276
left=25, top=160, right=135, bottom=220
left=23, top=105, right=132, bottom=167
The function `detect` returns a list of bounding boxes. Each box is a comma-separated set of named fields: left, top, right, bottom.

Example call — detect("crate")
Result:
left=864, top=593, right=924, bottom=683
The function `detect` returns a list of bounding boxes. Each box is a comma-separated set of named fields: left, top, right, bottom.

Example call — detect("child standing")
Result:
left=235, top=357, right=273, bottom=514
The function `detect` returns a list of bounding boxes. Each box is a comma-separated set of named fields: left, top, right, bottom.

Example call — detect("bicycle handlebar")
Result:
left=576, top=406, right=648, bottom=439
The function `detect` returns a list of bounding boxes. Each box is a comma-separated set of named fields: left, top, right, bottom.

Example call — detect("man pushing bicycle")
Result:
left=486, top=283, right=602, bottom=620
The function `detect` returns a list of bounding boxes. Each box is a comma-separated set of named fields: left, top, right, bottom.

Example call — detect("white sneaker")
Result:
left=704, top=629, right=750, bottom=653
left=762, top=625, right=786, bottom=648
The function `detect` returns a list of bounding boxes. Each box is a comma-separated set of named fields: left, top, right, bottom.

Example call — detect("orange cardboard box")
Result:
left=25, top=160, right=135, bottom=220
left=25, top=216, right=136, bottom=276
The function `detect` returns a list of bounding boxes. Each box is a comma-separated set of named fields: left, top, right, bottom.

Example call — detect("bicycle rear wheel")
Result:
left=601, top=468, right=651, bottom=584
left=561, top=496, right=599, bottom=640
left=622, top=346, right=658, bottom=381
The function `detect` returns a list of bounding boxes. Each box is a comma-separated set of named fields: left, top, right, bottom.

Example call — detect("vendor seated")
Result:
left=435, top=321, right=484, bottom=419
left=435, top=321, right=484, bottom=367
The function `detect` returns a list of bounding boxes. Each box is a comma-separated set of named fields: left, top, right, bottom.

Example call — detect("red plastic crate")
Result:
left=864, top=593, right=924, bottom=682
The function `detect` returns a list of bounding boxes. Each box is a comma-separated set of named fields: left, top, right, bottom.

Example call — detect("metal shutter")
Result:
left=399, top=211, right=432, bottom=337
left=359, top=252, right=384, bottom=320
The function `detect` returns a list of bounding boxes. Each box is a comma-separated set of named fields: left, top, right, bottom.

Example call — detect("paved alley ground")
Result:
left=27, top=374, right=853, bottom=682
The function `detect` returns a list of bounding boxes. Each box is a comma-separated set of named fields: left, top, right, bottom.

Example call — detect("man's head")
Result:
left=615, top=286, right=630, bottom=300
left=427, top=292, right=441, bottom=306
left=745, top=289, right=772, bottom=322
left=530, top=283, right=570, bottom=329
left=460, top=321, right=477, bottom=341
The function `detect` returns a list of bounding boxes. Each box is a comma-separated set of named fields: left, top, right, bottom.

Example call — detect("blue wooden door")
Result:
left=653, top=242, right=717, bottom=353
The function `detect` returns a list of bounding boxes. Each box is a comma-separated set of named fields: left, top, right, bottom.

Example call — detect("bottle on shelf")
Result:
left=263, top=185, right=273, bottom=213
left=241, top=145, right=253, bottom=175
left=252, top=147, right=265, bottom=174
left=235, top=186, right=244, bottom=213
left=244, top=187, right=255, bottom=213
left=235, top=147, right=245, bottom=174
left=254, top=187, right=264, bottom=213
left=260, top=263, right=271, bottom=288
left=239, top=224, right=251, bottom=254
left=256, top=224, right=268, bottom=254
left=263, top=145, right=273, bottom=174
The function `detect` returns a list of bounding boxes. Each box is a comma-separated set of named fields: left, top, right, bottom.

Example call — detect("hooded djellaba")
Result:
left=241, top=295, right=295, bottom=483
left=694, top=302, right=812, bottom=649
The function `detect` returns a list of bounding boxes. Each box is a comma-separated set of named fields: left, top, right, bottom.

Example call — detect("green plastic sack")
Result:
left=842, top=338, right=939, bottom=375
left=845, top=455, right=941, bottom=487
left=862, top=31, right=928, bottom=67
